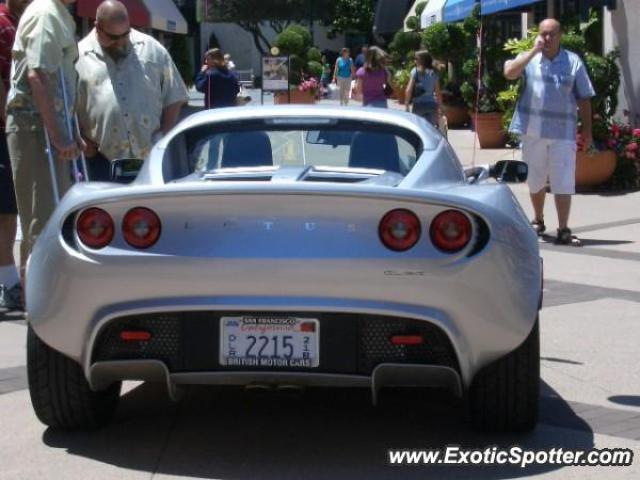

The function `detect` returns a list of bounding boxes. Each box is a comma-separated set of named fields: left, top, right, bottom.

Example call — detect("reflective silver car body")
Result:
left=27, top=106, right=541, bottom=400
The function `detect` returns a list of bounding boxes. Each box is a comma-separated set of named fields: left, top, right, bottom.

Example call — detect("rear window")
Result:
left=164, top=119, right=425, bottom=182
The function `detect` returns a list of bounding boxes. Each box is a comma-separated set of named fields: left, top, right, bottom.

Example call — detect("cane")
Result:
left=44, top=129, right=60, bottom=204
left=45, top=67, right=88, bottom=205
left=58, top=66, right=89, bottom=181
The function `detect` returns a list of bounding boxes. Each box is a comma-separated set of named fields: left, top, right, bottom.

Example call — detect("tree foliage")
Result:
left=421, top=22, right=467, bottom=63
left=328, top=0, right=376, bottom=38
left=203, top=0, right=333, bottom=55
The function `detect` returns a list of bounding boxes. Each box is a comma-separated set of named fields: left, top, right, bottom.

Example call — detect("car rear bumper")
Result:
left=87, top=310, right=463, bottom=401
left=89, top=360, right=463, bottom=404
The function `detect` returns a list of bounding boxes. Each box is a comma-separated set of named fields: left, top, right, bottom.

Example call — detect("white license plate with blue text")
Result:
left=220, top=316, right=319, bottom=368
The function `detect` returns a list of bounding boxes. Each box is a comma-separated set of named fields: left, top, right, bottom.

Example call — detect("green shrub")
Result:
left=306, top=60, right=323, bottom=78
left=560, top=33, right=587, bottom=57
left=275, top=30, right=305, bottom=57
left=307, top=47, right=322, bottom=63
left=394, top=68, right=412, bottom=90
left=274, top=25, right=322, bottom=86
left=289, top=54, right=305, bottom=74
left=405, top=16, right=419, bottom=31
left=389, top=31, right=422, bottom=62
left=415, top=1, right=428, bottom=17
left=286, top=24, right=313, bottom=51
left=422, top=22, right=466, bottom=62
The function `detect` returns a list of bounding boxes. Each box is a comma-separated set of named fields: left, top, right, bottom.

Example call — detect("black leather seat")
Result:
left=220, top=131, right=273, bottom=168
left=348, top=132, right=401, bottom=172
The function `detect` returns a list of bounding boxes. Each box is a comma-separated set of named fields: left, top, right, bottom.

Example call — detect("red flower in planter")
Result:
left=611, top=124, right=620, bottom=138
left=626, top=142, right=638, bottom=153
left=633, top=129, right=640, bottom=138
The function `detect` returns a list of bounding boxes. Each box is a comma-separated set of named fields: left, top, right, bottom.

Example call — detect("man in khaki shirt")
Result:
left=6, top=0, right=81, bottom=283
left=76, top=0, right=188, bottom=180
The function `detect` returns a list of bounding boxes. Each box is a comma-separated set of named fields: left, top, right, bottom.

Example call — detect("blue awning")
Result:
left=481, top=0, right=542, bottom=15
left=443, top=0, right=478, bottom=23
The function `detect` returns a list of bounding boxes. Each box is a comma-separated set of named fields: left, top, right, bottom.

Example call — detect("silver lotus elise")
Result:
left=26, top=106, right=541, bottom=432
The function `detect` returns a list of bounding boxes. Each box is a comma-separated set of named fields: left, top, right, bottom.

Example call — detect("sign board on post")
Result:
left=262, top=56, right=289, bottom=92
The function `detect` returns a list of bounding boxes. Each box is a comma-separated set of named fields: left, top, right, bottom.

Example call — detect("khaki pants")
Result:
left=7, top=114, right=72, bottom=263
left=337, top=77, right=351, bottom=106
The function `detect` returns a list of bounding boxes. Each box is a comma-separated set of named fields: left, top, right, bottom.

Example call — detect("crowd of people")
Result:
left=329, top=44, right=443, bottom=125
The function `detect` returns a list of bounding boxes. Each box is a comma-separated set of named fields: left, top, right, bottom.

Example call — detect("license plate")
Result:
left=220, top=316, right=319, bottom=368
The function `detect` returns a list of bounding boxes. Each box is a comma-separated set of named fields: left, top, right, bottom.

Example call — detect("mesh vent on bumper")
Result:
left=92, top=312, right=459, bottom=375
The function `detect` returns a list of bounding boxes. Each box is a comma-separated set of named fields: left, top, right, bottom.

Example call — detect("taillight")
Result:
left=379, top=209, right=421, bottom=251
left=76, top=208, right=114, bottom=249
left=122, top=207, right=161, bottom=248
left=430, top=210, right=472, bottom=253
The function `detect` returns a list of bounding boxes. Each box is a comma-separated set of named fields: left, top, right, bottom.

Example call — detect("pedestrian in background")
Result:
left=320, top=54, right=332, bottom=97
left=354, top=45, right=367, bottom=70
left=504, top=18, right=594, bottom=246
left=332, top=47, right=354, bottom=106
left=355, top=46, right=390, bottom=108
left=75, top=0, right=188, bottom=181
left=6, top=0, right=81, bottom=298
left=0, top=0, right=30, bottom=310
left=405, top=50, right=441, bottom=126
left=195, top=48, right=239, bottom=109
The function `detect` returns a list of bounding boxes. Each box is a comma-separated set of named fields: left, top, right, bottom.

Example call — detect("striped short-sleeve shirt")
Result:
left=509, top=49, right=595, bottom=141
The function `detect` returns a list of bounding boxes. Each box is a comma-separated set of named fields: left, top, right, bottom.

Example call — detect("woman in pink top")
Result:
left=355, top=46, right=389, bottom=108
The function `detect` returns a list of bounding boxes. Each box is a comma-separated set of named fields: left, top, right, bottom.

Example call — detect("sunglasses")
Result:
left=98, top=25, right=130, bottom=41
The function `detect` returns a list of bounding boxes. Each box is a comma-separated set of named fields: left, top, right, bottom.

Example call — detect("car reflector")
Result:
left=430, top=210, right=472, bottom=253
left=122, top=207, right=161, bottom=249
left=119, top=330, right=152, bottom=342
left=390, top=335, right=424, bottom=345
left=76, top=208, right=114, bottom=249
left=379, top=209, right=421, bottom=251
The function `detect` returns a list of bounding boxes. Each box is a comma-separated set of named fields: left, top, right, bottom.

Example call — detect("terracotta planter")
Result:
left=575, top=149, right=617, bottom=188
left=472, top=112, right=507, bottom=149
left=274, top=89, right=316, bottom=104
left=393, top=85, right=406, bottom=105
left=442, top=104, right=469, bottom=128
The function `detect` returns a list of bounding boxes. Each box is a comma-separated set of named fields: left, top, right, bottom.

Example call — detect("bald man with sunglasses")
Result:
left=75, top=0, right=188, bottom=180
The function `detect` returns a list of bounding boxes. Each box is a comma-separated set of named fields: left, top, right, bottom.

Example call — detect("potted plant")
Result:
left=574, top=49, right=620, bottom=187
left=272, top=25, right=320, bottom=104
left=393, top=68, right=411, bottom=104
left=460, top=37, right=510, bottom=148
left=422, top=16, right=473, bottom=128
left=388, top=30, right=422, bottom=104
left=602, top=121, right=640, bottom=190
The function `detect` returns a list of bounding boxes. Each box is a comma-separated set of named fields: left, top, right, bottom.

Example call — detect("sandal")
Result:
left=555, top=227, right=581, bottom=246
left=530, top=218, right=546, bottom=236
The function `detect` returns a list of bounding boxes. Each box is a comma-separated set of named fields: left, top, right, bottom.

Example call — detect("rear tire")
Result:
left=27, top=326, right=121, bottom=430
left=468, top=319, right=539, bottom=432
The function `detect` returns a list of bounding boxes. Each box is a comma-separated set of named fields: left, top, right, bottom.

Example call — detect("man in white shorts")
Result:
left=504, top=18, right=595, bottom=245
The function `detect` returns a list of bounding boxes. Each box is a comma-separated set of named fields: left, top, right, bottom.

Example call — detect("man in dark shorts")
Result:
left=0, top=0, right=30, bottom=311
